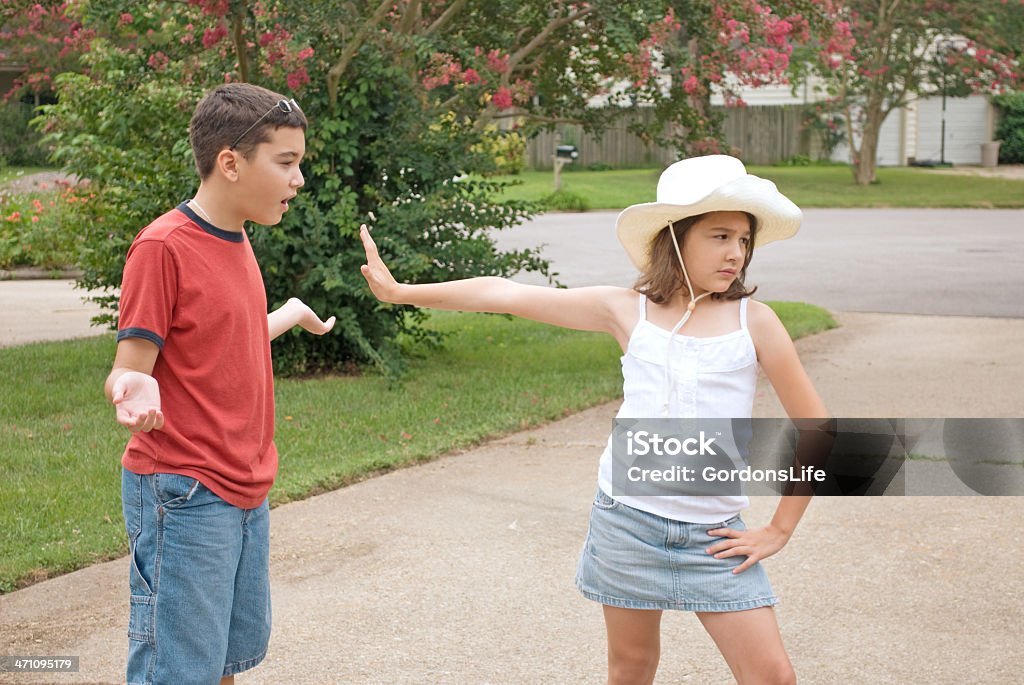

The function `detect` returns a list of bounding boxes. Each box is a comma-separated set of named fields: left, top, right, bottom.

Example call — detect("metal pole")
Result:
left=940, top=67, right=947, bottom=165
left=553, top=131, right=561, bottom=191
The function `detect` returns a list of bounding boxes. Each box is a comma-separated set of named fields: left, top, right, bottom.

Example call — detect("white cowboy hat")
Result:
left=616, top=155, right=802, bottom=271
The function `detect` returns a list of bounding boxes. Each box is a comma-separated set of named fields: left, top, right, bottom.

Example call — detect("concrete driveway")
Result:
left=1, top=208, right=1023, bottom=684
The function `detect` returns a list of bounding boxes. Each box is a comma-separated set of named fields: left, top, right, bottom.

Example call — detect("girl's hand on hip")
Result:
left=705, top=523, right=791, bottom=574
left=359, top=224, right=403, bottom=303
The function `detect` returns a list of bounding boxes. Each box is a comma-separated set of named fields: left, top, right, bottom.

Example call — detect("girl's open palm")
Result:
left=359, top=224, right=401, bottom=303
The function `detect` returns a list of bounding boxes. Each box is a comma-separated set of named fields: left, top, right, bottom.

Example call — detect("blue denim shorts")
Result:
left=122, top=469, right=271, bottom=685
left=575, top=488, right=777, bottom=612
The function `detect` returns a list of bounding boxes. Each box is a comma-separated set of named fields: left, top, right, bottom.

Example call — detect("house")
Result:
left=714, top=80, right=1000, bottom=166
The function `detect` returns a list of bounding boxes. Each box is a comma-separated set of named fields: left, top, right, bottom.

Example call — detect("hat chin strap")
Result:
left=663, top=223, right=712, bottom=417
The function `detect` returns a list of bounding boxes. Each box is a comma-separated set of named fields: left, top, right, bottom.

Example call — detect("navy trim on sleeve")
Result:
left=117, top=327, right=165, bottom=349
left=177, top=202, right=245, bottom=243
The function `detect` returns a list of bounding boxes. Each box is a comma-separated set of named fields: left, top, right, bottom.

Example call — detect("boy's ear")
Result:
left=213, top=148, right=242, bottom=182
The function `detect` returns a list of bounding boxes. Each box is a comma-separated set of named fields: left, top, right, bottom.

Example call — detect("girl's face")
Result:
left=680, top=211, right=752, bottom=296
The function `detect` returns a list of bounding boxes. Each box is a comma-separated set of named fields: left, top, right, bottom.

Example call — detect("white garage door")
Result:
left=915, top=95, right=991, bottom=165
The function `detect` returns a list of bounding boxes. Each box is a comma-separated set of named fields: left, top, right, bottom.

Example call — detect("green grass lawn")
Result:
left=0, top=303, right=834, bottom=593
left=495, top=165, right=1024, bottom=209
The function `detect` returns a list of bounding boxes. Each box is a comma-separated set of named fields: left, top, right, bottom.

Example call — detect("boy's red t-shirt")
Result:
left=117, top=203, right=277, bottom=509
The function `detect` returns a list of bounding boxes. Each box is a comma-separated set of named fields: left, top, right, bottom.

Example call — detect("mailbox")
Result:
left=555, top=145, right=579, bottom=161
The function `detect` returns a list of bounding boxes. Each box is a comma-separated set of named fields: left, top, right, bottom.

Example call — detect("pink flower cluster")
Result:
left=485, top=49, right=510, bottom=74
left=820, top=21, right=856, bottom=69
left=421, top=52, right=465, bottom=90
left=202, top=24, right=228, bottom=49
left=251, top=24, right=313, bottom=92
left=147, top=51, right=170, bottom=72
left=418, top=47, right=533, bottom=112
left=491, top=87, right=513, bottom=110
left=189, top=0, right=230, bottom=16
left=688, top=0, right=805, bottom=102
left=624, top=10, right=683, bottom=87
left=623, top=49, right=654, bottom=87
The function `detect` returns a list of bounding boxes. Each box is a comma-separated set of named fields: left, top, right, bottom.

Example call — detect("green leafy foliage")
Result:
left=250, top=63, right=549, bottom=375
left=540, top=189, right=590, bottom=211
left=38, top=11, right=550, bottom=373
left=0, top=101, right=51, bottom=167
left=471, top=126, right=527, bottom=176
left=39, top=42, right=200, bottom=327
left=994, top=92, right=1024, bottom=164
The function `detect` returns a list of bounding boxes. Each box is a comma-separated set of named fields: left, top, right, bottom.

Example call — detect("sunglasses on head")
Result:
left=228, top=98, right=301, bottom=150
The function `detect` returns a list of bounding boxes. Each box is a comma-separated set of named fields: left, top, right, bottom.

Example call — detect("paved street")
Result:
left=493, top=208, right=1024, bottom=317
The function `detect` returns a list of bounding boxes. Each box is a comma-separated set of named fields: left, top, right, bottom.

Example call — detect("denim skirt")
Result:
left=575, top=488, right=778, bottom=612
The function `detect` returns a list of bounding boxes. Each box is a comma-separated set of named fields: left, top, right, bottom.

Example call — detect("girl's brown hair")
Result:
left=633, top=211, right=758, bottom=304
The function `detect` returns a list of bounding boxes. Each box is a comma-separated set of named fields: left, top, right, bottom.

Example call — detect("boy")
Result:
left=104, top=83, right=334, bottom=685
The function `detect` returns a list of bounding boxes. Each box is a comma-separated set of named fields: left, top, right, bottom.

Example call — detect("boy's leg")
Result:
left=222, top=498, right=272, bottom=678
left=697, top=607, right=795, bottom=685
left=123, top=469, right=246, bottom=685
left=602, top=605, right=662, bottom=685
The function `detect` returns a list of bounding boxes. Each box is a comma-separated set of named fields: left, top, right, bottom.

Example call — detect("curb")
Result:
left=0, top=267, right=83, bottom=281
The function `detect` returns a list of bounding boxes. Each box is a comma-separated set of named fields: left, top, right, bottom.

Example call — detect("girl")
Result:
left=359, top=155, right=828, bottom=685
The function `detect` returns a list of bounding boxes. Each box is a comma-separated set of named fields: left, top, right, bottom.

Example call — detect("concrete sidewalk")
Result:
left=2, top=310, right=1023, bottom=684
left=0, top=280, right=105, bottom=348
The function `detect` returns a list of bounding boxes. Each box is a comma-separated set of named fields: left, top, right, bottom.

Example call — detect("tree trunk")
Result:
left=853, top=126, right=878, bottom=185
left=853, top=100, right=885, bottom=185
left=231, top=9, right=249, bottom=83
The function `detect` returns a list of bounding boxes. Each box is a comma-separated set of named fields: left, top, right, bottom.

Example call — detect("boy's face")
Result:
left=235, top=125, right=306, bottom=226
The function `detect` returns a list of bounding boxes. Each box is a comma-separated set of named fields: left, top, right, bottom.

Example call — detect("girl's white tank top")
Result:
left=596, top=294, right=758, bottom=523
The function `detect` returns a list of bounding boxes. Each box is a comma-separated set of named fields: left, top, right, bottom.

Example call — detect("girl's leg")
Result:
left=696, top=608, right=795, bottom=685
left=602, top=605, right=663, bottom=685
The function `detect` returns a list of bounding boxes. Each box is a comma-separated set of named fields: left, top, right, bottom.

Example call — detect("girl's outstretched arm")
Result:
left=705, top=299, right=830, bottom=573
left=360, top=224, right=636, bottom=345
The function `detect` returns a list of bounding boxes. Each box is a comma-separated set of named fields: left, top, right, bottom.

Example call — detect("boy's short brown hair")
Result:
left=634, top=211, right=758, bottom=304
left=189, top=83, right=307, bottom=179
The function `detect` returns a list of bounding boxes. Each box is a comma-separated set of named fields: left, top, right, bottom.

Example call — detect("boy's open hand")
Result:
left=111, top=371, right=165, bottom=433
left=287, top=298, right=336, bottom=335
left=359, top=224, right=402, bottom=303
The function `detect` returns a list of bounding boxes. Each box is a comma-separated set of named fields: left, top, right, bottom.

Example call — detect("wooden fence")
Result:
left=524, top=104, right=816, bottom=169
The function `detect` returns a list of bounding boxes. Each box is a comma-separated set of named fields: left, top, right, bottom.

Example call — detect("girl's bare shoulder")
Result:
left=746, top=298, right=780, bottom=320
left=745, top=299, right=788, bottom=342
